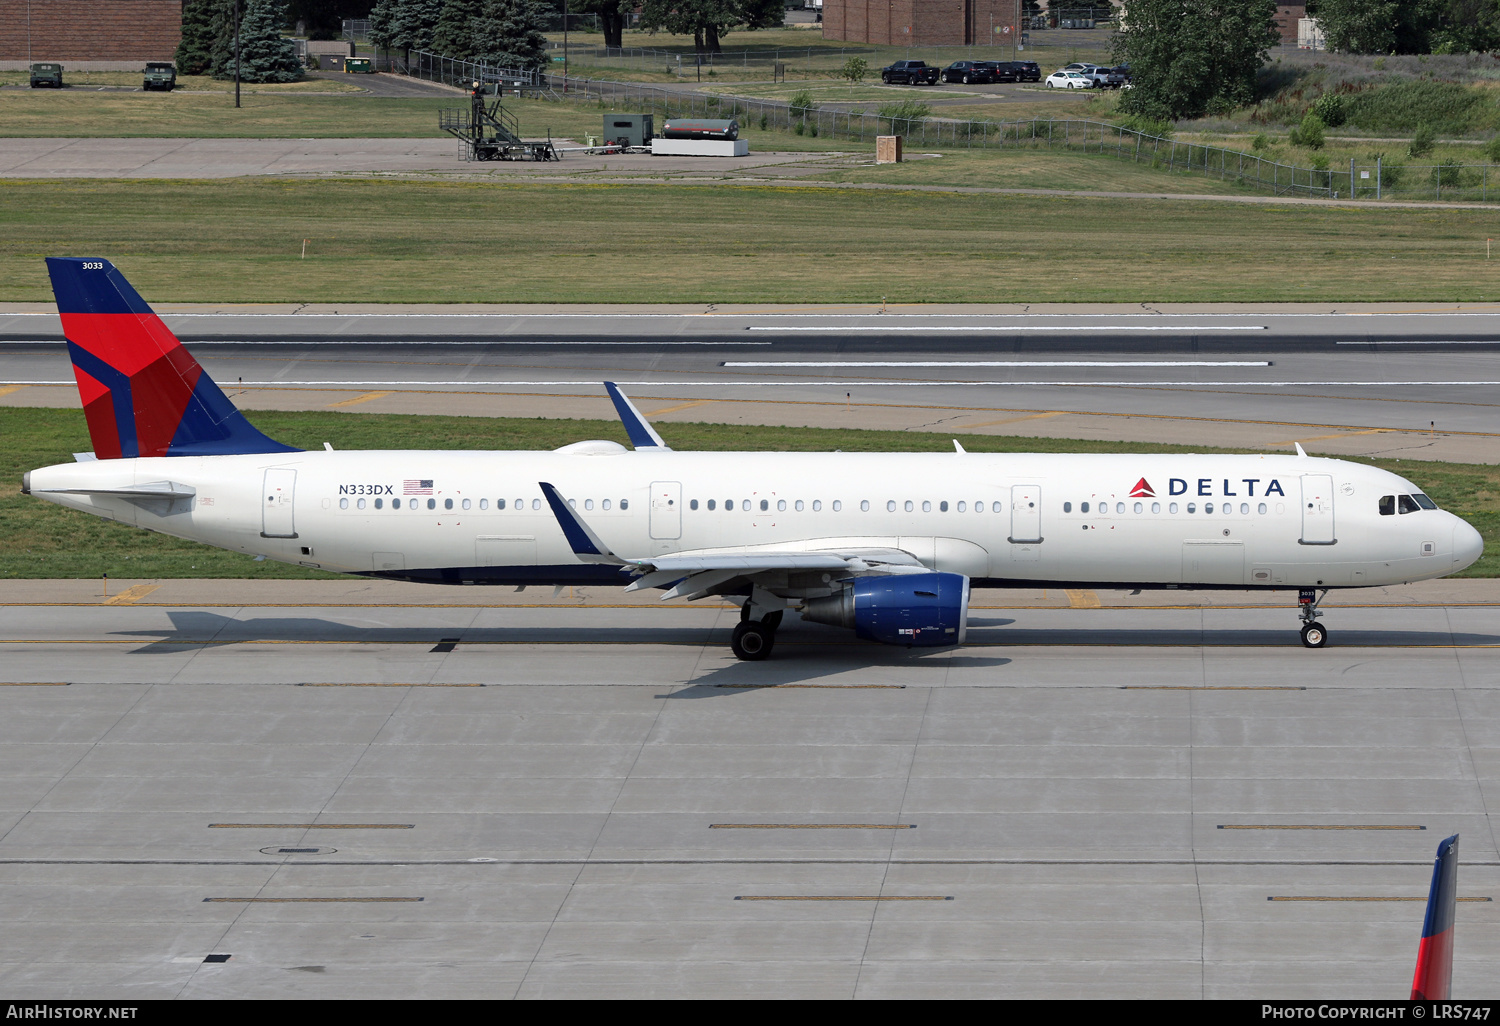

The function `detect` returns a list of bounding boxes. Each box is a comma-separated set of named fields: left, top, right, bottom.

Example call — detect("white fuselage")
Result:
left=25, top=448, right=1483, bottom=593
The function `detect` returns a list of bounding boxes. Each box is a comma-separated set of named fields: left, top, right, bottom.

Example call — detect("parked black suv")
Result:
left=881, top=60, right=940, bottom=85
left=940, top=60, right=994, bottom=84
left=1013, top=60, right=1041, bottom=82
left=982, top=61, right=1022, bottom=82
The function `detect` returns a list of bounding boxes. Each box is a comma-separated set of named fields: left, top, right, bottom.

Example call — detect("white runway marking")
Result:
left=11, top=379, right=1500, bottom=388
left=723, top=361, right=1274, bottom=368
left=747, top=325, right=1269, bottom=332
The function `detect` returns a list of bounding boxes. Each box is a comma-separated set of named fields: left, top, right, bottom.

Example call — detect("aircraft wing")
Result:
left=539, top=481, right=927, bottom=600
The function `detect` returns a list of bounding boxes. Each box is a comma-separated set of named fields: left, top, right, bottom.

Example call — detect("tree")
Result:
left=370, top=0, right=443, bottom=59
left=431, top=0, right=485, bottom=58
left=1114, top=0, right=1279, bottom=121
left=286, top=0, right=377, bottom=39
left=472, top=0, right=550, bottom=70
left=176, top=0, right=221, bottom=75
left=1312, top=0, right=1500, bottom=54
left=572, top=0, right=634, bottom=49
left=638, top=0, right=784, bottom=54
left=838, top=55, right=868, bottom=91
left=220, top=0, right=305, bottom=81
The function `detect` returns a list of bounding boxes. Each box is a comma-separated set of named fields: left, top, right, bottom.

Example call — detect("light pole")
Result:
left=563, top=0, right=568, bottom=91
left=233, top=0, right=241, bottom=109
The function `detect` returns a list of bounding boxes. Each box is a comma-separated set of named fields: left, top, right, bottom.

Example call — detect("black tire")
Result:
left=1300, top=623, right=1328, bottom=648
left=881, top=73, right=890, bottom=83
left=962, top=75, right=971, bottom=85
left=731, top=622, right=774, bottom=661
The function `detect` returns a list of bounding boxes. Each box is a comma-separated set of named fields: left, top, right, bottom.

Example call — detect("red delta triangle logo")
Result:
left=1130, top=478, right=1155, bottom=498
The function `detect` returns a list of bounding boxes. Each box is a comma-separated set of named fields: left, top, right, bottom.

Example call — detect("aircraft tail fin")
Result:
left=1411, top=832, right=1459, bottom=1000
left=44, top=258, right=298, bottom=459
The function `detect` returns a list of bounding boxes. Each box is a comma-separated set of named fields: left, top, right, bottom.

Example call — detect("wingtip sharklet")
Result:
left=1411, top=832, right=1460, bottom=1000
left=604, top=382, right=670, bottom=451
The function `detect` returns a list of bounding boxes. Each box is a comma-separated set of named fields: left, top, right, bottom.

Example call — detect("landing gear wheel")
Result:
left=1300, top=622, right=1328, bottom=648
left=731, top=622, right=774, bottom=661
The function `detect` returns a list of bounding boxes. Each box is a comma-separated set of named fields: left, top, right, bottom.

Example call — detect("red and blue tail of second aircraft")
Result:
left=1410, top=833, right=1459, bottom=1000
left=45, top=257, right=297, bottom=459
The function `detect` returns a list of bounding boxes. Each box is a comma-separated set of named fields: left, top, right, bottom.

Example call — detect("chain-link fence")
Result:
left=407, top=53, right=1500, bottom=202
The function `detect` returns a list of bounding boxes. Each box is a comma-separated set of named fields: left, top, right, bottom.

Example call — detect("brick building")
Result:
left=1, top=0, right=182, bottom=68
left=1273, top=4, right=1305, bottom=45
left=822, top=0, right=1019, bottom=47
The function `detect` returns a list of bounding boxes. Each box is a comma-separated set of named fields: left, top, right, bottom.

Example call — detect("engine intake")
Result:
left=801, top=572, right=970, bottom=647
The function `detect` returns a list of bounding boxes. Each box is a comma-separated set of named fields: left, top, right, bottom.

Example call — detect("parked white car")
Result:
left=1045, top=71, right=1093, bottom=89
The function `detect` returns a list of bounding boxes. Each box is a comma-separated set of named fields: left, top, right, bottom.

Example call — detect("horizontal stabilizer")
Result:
left=34, top=479, right=197, bottom=517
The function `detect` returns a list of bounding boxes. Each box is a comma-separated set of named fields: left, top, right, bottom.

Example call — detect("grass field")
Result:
left=3, top=407, right=1494, bottom=580
left=809, top=148, right=1253, bottom=194
left=5, top=178, right=1500, bottom=304
left=0, top=72, right=364, bottom=92
left=697, top=81, right=984, bottom=103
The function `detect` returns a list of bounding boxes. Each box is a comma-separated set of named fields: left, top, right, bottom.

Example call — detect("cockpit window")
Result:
left=1378, top=495, right=1395, bottom=516
left=1398, top=494, right=1420, bottom=514
left=1413, top=493, right=1438, bottom=510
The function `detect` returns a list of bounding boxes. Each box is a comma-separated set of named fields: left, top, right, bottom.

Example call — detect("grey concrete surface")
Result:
left=5, top=306, right=1500, bottom=461
left=0, top=580, right=1497, bottom=998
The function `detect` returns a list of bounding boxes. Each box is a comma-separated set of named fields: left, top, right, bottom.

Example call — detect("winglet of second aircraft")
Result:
left=1411, top=833, right=1460, bottom=1000
left=605, top=382, right=671, bottom=451
left=539, top=482, right=627, bottom=565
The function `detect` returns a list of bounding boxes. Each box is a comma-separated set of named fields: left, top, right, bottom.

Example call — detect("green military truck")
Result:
left=28, top=63, right=63, bottom=88
left=143, top=62, right=176, bottom=91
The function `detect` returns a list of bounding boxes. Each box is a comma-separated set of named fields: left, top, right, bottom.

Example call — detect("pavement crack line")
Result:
left=1189, top=688, right=1206, bottom=1000
left=161, top=604, right=241, bottom=683
left=853, top=684, right=934, bottom=999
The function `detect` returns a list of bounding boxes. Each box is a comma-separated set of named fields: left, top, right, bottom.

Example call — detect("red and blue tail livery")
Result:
left=45, top=257, right=296, bottom=459
left=1410, top=832, right=1459, bottom=1000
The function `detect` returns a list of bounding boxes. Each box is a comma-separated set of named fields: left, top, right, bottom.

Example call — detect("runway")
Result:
left=3, top=304, right=1500, bottom=461
left=0, top=579, right=1496, bottom=998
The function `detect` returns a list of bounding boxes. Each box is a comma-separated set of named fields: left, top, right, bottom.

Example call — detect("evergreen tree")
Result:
left=215, top=0, right=304, bottom=82
left=176, top=0, right=220, bottom=74
left=431, top=0, right=486, bottom=58
left=369, top=0, right=444, bottom=57
left=1115, top=0, right=1279, bottom=121
left=472, top=0, right=549, bottom=70
left=1314, top=0, right=1498, bottom=54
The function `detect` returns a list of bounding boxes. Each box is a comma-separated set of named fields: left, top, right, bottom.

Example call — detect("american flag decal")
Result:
left=404, top=479, right=434, bottom=495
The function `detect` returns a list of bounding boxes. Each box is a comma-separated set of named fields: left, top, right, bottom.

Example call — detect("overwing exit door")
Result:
left=649, top=481, right=681, bottom=539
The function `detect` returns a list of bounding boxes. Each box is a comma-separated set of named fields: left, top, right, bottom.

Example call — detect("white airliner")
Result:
left=21, top=259, right=1485, bottom=659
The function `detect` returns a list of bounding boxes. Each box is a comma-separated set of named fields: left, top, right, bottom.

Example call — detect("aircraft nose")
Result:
left=1454, top=518, right=1484, bottom=571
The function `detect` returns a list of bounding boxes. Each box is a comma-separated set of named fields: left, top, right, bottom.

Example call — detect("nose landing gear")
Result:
left=1298, top=587, right=1329, bottom=648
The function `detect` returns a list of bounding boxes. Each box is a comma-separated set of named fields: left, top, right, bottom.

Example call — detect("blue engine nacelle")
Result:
left=800, top=572, right=970, bottom=647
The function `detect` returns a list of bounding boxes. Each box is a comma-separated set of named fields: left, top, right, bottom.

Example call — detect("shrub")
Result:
left=758, top=112, right=768, bottom=131
left=1117, top=113, right=1173, bottom=138
left=1312, top=93, right=1346, bottom=128
left=1252, top=132, right=1270, bottom=150
left=878, top=99, right=931, bottom=135
left=1433, top=158, right=1465, bottom=188
left=1487, top=136, right=1500, bottom=163
left=839, top=56, right=869, bottom=88
left=1310, top=153, right=1331, bottom=188
left=1344, top=81, right=1481, bottom=135
left=1290, top=112, right=1326, bottom=149
left=1409, top=123, right=1436, bottom=157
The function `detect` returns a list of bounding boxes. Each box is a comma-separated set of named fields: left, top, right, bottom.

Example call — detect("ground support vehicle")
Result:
left=29, top=63, right=62, bottom=88
left=881, top=60, right=939, bottom=85
left=143, top=62, right=176, bottom=91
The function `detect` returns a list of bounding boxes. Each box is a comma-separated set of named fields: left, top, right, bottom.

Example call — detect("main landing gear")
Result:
left=1298, top=587, right=1329, bottom=648
left=731, top=599, right=784, bottom=661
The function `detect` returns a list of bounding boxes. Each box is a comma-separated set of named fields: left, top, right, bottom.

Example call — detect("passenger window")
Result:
left=689, top=499, right=697, bottom=510
left=515, top=498, right=524, bottom=511
left=812, top=500, right=821, bottom=511
left=861, top=500, right=870, bottom=512
left=495, top=499, right=505, bottom=510
left=922, top=501, right=931, bottom=512
left=975, top=500, right=983, bottom=512
left=1080, top=501, right=1088, bottom=513
left=444, top=498, right=453, bottom=510
left=1379, top=495, right=1395, bottom=516
left=707, top=499, right=716, bottom=510
left=602, top=499, right=611, bottom=510
left=462, top=498, right=471, bottom=510
left=1399, top=494, right=1420, bottom=514
left=393, top=498, right=401, bottom=509
left=1151, top=502, right=1161, bottom=514
left=888, top=501, right=897, bottom=512
left=904, top=500, right=914, bottom=512
left=1414, top=493, right=1437, bottom=509
left=357, top=497, right=366, bottom=510
left=1187, top=503, right=1196, bottom=513
left=339, top=497, right=349, bottom=510
left=1239, top=503, right=1248, bottom=515
left=743, top=499, right=751, bottom=510
left=795, top=500, right=804, bottom=511
left=957, top=501, right=967, bottom=512
left=585, top=499, right=594, bottom=510
left=1064, top=502, right=1072, bottom=513
left=480, top=499, right=488, bottom=510
left=1133, top=502, right=1143, bottom=514
left=620, top=499, right=628, bottom=510
left=1205, top=503, right=1214, bottom=514
left=993, top=501, right=1003, bottom=513
left=532, top=498, right=541, bottom=510
left=1169, top=503, right=1177, bottom=513
left=760, top=499, right=769, bottom=512
left=832, top=500, right=841, bottom=511
left=777, top=499, right=786, bottom=511
left=1115, top=502, right=1124, bottom=514
left=1258, top=503, right=1266, bottom=514
left=375, top=498, right=383, bottom=509
left=724, top=499, right=732, bottom=510
left=940, top=501, right=948, bottom=512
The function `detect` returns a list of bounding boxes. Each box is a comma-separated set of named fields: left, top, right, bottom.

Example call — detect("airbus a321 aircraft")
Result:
left=21, top=259, right=1485, bottom=660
